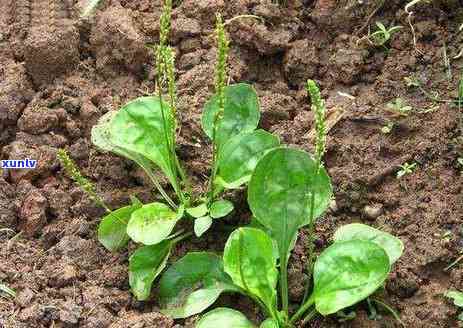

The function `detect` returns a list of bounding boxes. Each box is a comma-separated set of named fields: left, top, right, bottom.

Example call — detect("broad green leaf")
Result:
left=210, top=200, right=234, bottom=218
left=197, top=308, right=256, bottom=328
left=260, top=318, right=279, bottom=328
left=159, top=253, right=239, bottom=319
left=445, top=290, right=463, bottom=307
left=333, top=223, right=404, bottom=264
left=248, top=217, right=297, bottom=261
left=129, top=240, right=172, bottom=300
left=202, top=84, right=260, bottom=147
left=104, top=97, right=179, bottom=193
left=91, top=109, right=178, bottom=196
left=224, top=228, right=278, bottom=312
left=311, top=240, right=390, bottom=315
left=186, top=203, right=208, bottom=218
left=91, top=111, right=119, bottom=152
left=194, top=216, right=213, bottom=237
left=216, top=130, right=280, bottom=189
left=127, top=202, right=180, bottom=245
left=248, top=147, right=332, bottom=269
left=98, top=201, right=142, bottom=252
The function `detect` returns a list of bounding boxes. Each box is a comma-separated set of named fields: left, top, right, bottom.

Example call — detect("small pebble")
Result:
left=363, top=203, right=383, bottom=220
left=329, top=199, right=338, bottom=213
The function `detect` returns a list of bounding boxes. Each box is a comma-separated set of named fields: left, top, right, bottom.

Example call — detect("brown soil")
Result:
left=1, top=0, right=463, bottom=327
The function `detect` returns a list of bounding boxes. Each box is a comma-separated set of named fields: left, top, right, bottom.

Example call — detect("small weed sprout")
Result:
left=445, top=290, right=463, bottom=321
left=381, top=122, right=394, bottom=134
left=370, top=22, right=402, bottom=47
left=387, top=98, right=413, bottom=117
left=397, top=162, right=417, bottom=179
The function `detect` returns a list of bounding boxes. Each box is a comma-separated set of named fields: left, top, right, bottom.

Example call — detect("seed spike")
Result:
left=306, top=79, right=326, bottom=171
left=214, top=13, right=230, bottom=117
left=57, top=149, right=110, bottom=212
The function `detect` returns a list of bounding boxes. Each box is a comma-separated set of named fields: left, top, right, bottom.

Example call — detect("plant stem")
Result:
left=208, top=113, right=221, bottom=205
left=371, top=298, right=405, bottom=327
left=290, top=295, right=315, bottom=324
left=280, top=248, right=289, bottom=315
left=174, top=155, right=191, bottom=203
left=445, top=254, right=463, bottom=271
left=224, top=14, right=264, bottom=26
left=171, top=231, right=192, bottom=244
left=141, top=162, right=177, bottom=210
left=302, top=191, right=316, bottom=303
left=301, top=307, right=318, bottom=326
left=157, top=85, right=185, bottom=204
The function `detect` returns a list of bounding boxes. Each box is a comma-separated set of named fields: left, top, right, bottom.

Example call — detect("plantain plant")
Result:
left=59, top=1, right=279, bottom=301
left=158, top=81, right=404, bottom=327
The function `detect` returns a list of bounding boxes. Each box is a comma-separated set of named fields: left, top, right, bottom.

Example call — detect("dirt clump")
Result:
left=90, top=6, right=150, bottom=77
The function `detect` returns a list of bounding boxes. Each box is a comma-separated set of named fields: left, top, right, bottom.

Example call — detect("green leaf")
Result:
left=311, top=240, right=390, bottom=315
left=0, top=284, right=16, bottom=298
left=333, top=223, right=404, bottom=264
left=98, top=201, right=142, bottom=252
left=223, top=227, right=278, bottom=313
left=248, top=147, right=332, bottom=268
left=376, top=21, right=386, bottom=32
left=260, top=318, right=279, bottom=328
left=186, top=203, right=208, bottom=218
left=248, top=217, right=296, bottom=261
left=445, top=290, right=463, bottom=307
left=92, top=111, right=169, bottom=195
left=96, top=97, right=179, bottom=193
left=127, top=202, right=180, bottom=245
left=210, top=200, right=234, bottom=218
left=202, top=84, right=260, bottom=147
left=197, top=308, right=256, bottom=328
left=194, top=216, right=213, bottom=237
left=216, top=130, right=280, bottom=189
left=159, top=253, right=239, bottom=319
left=129, top=240, right=172, bottom=300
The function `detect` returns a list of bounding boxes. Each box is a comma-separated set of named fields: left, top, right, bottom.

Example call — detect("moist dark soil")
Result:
left=1, top=0, right=463, bottom=327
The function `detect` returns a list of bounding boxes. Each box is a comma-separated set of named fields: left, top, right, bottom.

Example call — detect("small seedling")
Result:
left=370, top=22, right=402, bottom=47
left=381, top=122, right=394, bottom=134
left=158, top=82, right=404, bottom=327
left=445, top=290, right=463, bottom=321
left=387, top=98, right=413, bottom=117
left=397, top=162, right=417, bottom=179
left=404, top=76, right=420, bottom=88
